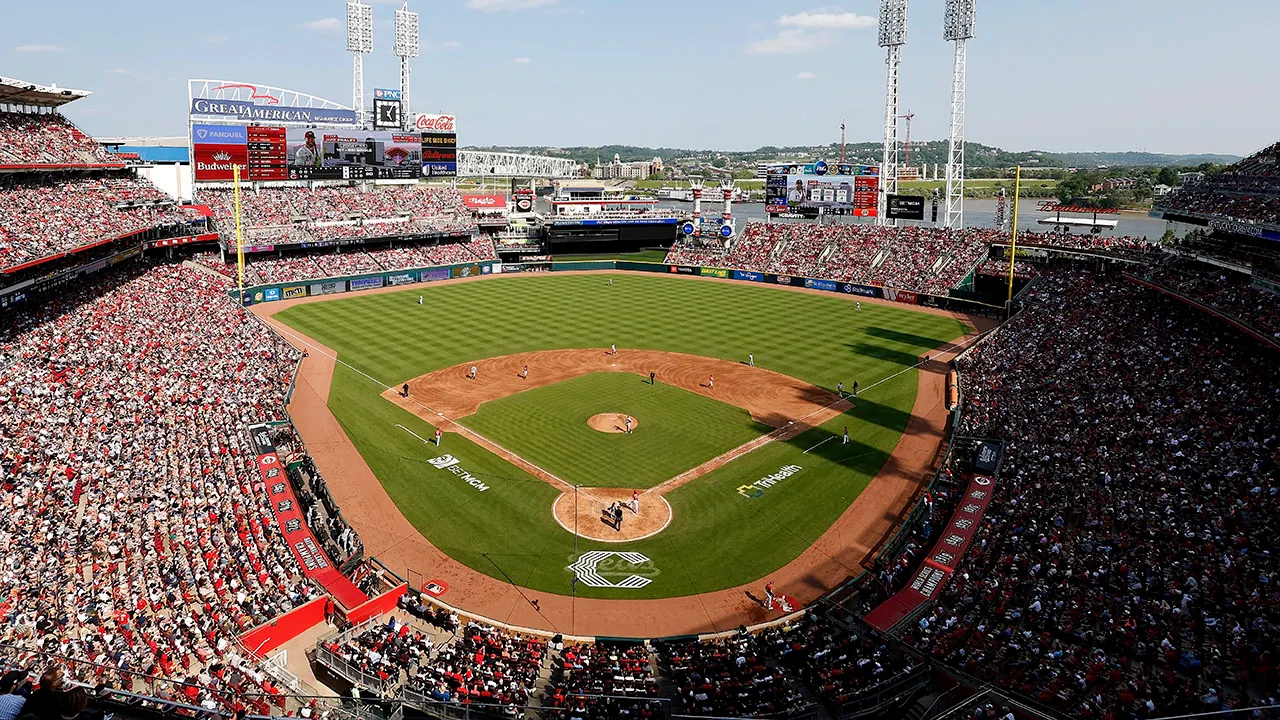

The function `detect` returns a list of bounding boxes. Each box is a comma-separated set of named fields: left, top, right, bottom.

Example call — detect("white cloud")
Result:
left=778, top=11, right=875, bottom=29
left=511, top=56, right=533, bottom=64
left=443, top=40, right=462, bottom=49
left=796, top=71, right=817, bottom=80
left=746, top=29, right=835, bottom=55
left=466, top=0, right=558, bottom=11
left=304, top=17, right=341, bottom=32
left=15, top=44, right=63, bottom=53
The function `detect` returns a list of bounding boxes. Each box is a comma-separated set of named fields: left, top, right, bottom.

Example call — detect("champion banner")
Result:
left=248, top=425, right=368, bottom=608
left=863, top=474, right=997, bottom=632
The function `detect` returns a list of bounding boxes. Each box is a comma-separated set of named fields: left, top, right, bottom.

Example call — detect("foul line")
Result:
left=804, top=437, right=835, bottom=454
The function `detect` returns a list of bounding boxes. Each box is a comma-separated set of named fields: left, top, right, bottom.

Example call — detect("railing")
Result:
left=312, top=642, right=399, bottom=698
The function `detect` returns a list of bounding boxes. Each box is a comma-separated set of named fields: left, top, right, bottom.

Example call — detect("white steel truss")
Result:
left=880, top=45, right=902, bottom=226
left=347, top=1, right=373, bottom=118
left=944, top=38, right=967, bottom=229
left=877, top=0, right=908, bottom=227
left=457, top=151, right=577, bottom=179
left=943, top=0, right=975, bottom=230
left=395, top=4, right=419, bottom=131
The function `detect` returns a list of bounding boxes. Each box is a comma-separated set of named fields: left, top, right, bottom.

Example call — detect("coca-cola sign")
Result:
left=414, top=114, right=457, bottom=133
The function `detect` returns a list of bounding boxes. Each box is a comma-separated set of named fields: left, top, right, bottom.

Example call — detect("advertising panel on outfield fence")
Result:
left=669, top=265, right=699, bottom=275
left=840, top=282, right=881, bottom=298
left=421, top=268, right=451, bottom=282
left=699, top=267, right=729, bottom=278
left=311, top=281, right=343, bottom=296
left=387, top=272, right=417, bottom=286
left=282, top=286, right=306, bottom=299
left=264, top=288, right=281, bottom=302
left=733, top=270, right=765, bottom=282
left=804, top=278, right=838, bottom=292
left=450, top=264, right=481, bottom=278
left=349, top=276, right=384, bottom=291
left=883, top=288, right=919, bottom=305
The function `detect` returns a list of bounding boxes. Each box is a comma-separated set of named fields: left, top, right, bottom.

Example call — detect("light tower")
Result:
left=394, top=1, right=419, bottom=131
left=877, top=0, right=909, bottom=227
left=346, top=1, right=373, bottom=120
left=943, top=0, right=976, bottom=229
left=720, top=178, right=735, bottom=224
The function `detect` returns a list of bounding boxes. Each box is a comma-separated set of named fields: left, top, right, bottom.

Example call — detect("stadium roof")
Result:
left=0, top=75, right=91, bottom=107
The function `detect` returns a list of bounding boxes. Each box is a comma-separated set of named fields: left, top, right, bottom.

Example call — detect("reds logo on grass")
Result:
left=567, top=551, right=657, bottom=589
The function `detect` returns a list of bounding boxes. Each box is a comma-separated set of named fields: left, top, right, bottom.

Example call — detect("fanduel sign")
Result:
left=190, top=99, right=357, bottom=126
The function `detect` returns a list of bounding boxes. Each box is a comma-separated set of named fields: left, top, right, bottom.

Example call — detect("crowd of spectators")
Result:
left=0, top=261, right=319, bottom=701
left=0, top=173, right=195, bottom=268
left=0, top=112, right=120, bottom=165
left=1140, top=257, right=1280, bottom=340
left=665, top=222, right=1151, bottom=294
left=659, top=632, right=810, bottom=718
left=1156, top=141, right=1280, bottom=226
left=904, top=267, right=1280, bottom=719
left=191, top=237, right=497, bottom=286
left=199, top=186, right=474, bottom=241
left=399, top=619, right=546, bottom=712
left=545, top=643, right=661, bottom=719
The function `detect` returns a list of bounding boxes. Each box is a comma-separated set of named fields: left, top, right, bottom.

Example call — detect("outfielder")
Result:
left=856, top=301, right=861, bottom=311
left=418, top=295, right=423, bottom=305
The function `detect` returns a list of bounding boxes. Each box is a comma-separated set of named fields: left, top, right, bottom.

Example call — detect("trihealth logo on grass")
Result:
left=737, top=464, right=803, bottom=498
left=427, top=454, right=490, bottom=492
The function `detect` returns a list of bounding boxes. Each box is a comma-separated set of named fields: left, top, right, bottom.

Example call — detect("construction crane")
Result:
left=839, top=119, right=847, bottom=165
left=897, top=111, right=916, bottom=173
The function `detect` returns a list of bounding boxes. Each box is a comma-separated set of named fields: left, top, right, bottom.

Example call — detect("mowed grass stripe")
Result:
left=277, top=274, right=968, bottom=599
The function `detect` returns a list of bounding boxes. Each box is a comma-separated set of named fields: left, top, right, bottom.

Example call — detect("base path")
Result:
left=252, top=270, right=996, bottom=638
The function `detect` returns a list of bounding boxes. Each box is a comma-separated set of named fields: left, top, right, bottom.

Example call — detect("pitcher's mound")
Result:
left=588, top=413, right=639, bottom=434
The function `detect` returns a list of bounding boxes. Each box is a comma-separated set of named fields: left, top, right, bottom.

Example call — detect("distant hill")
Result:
left=466, top=141, right=1240, bottom=170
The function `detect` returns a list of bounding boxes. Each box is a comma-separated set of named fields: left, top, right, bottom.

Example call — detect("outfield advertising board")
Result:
left=349, top=276, right=385, bottom=291
left=669, top=265, right=699, bottom=275
left=840, top=282, right=881, bottom=298
left=387, top=272, right=417, bottom=286
left=883, top=288, right=919, bottom=305
left=282, top=285, right=306, bottom=299
left=263, top=288, right=281, bottom=302
left=450, top=264, right=481, bottom=278
left=421, top=268, right=451, bottom=282
left=699, top=267, right=729, bottom=278
left=733, top=270, right=765, bottom=282
left=311, top=280, right=343, bottom=296
left=804, top=278, right=838, bottom=292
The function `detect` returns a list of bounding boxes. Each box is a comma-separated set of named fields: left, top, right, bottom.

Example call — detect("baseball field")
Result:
left=265, top=271, right=976, bottom=628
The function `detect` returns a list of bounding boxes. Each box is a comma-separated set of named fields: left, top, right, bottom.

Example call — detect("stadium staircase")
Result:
left=869, top=246, right=891, bottom=271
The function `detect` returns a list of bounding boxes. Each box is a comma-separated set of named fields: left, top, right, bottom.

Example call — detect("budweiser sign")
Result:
left=415, top=114, right=457, bottom=132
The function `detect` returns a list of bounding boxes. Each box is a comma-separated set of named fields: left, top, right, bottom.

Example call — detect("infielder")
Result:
left=468, top=365, right=477, bottom=380
left=843, top=426, right=850, bottom=445
left=629, top=490, right=639, bottom=515
left=520, top=364, right=529, bottom=379
left=748, top=353, right=755, bottom=367
left=624, top=415, right=634, bottom=434
left=707, top=375, right=714, bottom=389
left=402, top=383, right=409, bottom=398
left=837, top=381, right=844, bottom=397
left=610, top=343, right=617, bottom=356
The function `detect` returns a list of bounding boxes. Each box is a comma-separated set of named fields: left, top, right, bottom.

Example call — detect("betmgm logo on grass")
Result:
left=737, top=464, right=803, bottom=499
left=567, top=551, right=659, bottom=589
left=427, top=454, right=491, bottom=492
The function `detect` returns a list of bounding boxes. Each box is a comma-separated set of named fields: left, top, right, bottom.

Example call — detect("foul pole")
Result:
left=1007, top=165, right=1021, bottom=305
left=233, top=165, right=245, bottom=303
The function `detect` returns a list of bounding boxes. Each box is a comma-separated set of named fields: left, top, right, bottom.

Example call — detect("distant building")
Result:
left=592, top=154, right=656, bottom=180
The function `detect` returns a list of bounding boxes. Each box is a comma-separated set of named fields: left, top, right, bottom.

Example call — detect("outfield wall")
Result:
left=232, top=261, right=497, bottom=305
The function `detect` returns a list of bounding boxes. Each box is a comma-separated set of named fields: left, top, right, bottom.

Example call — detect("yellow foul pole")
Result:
left=233, top=165, right=245, bottom=304
left=1007, top=165, right=1022, bottom=305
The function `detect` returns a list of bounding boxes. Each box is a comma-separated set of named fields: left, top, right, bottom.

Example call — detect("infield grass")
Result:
left=463, top=372, right=771, bottom=489
left=275, top=273, right=971, bottom=600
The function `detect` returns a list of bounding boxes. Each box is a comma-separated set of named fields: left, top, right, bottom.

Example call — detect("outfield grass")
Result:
left=276, top=273, right=970, bottom=598
left=463, top=372, right=772, bottom=489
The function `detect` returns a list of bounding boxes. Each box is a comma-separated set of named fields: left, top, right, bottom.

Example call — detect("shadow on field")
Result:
left=864, top=325, right=951, bottom=349
left=846, top=341, right=922, bottom=368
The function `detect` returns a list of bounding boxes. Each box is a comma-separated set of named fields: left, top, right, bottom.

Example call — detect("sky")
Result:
left=2, top=0, right=1274, bottom=155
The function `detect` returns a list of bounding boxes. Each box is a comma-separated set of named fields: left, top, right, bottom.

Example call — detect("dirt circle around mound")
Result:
left=552, top=488, right=673, bottom=542
left=587, top=412, right=639, bottom=434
